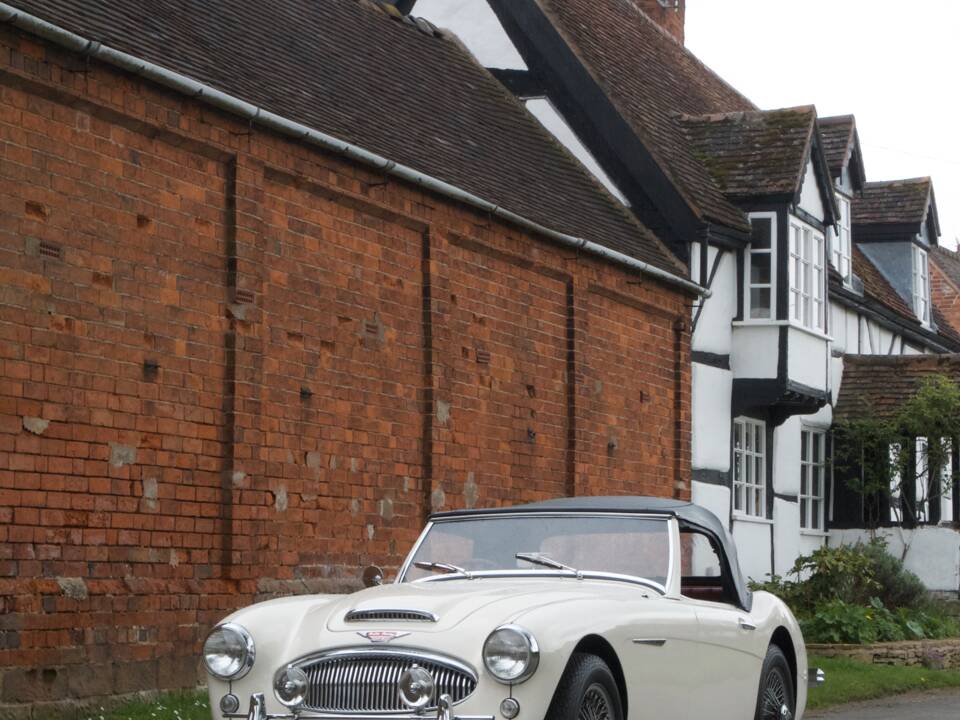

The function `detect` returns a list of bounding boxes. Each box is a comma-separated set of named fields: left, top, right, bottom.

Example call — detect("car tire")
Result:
left=546, top=653, right=623, bottom=720
left=753, top=645, right=795, bottom=720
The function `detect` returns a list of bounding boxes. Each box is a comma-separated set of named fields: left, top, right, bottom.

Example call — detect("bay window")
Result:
left=733, top=417, right=767, bottom=518
left=800, top=428, right=826, bottom=531
left=789, top=220, right=826, bottom=332
left=912, top=245, right=930, bottom=325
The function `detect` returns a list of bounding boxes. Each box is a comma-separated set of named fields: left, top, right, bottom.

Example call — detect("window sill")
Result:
left=800, top=530, right=830, bottom=538
left=732, top=514, right=774, bottom=526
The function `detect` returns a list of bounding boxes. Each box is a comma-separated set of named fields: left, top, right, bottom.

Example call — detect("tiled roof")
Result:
left=932, top=304, right=960, bottom=346
left=539, top=0, right=755, bottom=233
left=6, top=0, right=683, bottom=275
left=932, top=246, right=960, bottom=289
left=853, top=178, right=934, bottom=228
left=834, top=354, right=960, bottom=422
left=676, top=107, right=816, bottom=200
left=818, top=115, right=856, bottom=180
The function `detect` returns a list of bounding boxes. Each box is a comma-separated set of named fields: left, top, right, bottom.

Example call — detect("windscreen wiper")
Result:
left=515, top=552, right=581, bottom=577
left=413, top=560, right=474, bottom=579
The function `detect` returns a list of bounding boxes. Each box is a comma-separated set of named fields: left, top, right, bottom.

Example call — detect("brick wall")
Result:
left=0, top=24, right=692, bottom=710
left=931, top=256, right=960, bottom=336
left=636, top=0, right=685, bottom=44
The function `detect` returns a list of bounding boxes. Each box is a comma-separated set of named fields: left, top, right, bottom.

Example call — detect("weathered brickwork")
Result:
left=931, top=258, right=960, bottom=336
left=0, top=26, right=692, bottom=709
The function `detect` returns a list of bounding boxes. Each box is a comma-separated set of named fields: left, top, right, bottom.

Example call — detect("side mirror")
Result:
left=362, top=565, right=384, bottom=588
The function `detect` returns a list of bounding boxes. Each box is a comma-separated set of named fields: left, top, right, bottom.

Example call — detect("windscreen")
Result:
left=403, top=514, right=670, bottom=588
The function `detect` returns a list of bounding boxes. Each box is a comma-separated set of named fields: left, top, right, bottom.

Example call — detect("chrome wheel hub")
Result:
left=761, top=669, right=792, bottom=720
left=578, top=684, right=612, bottom=720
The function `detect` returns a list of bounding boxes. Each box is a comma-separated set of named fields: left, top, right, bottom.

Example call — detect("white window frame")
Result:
left=831, top=194, right=852, bottom=284
left=912, top=245, right=930, bottom=326
left=733, top=417, right=767, bottom=519
left=789, top=218, right=826, bottom=332
left=800, top=428, right=827, bottom=531
left=745, top=212, right=777, bottom=321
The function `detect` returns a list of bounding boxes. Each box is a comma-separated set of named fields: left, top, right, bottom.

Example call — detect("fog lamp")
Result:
left=219, top=693, right=240, bottom=714
left=500, top=697, right=520, bottom=719
left=399, top=665, right=435, bottom=709
left=273, top=666, right=309, bottom=708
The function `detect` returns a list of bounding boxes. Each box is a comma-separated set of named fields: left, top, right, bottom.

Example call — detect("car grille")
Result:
left=344, top=609, right=438, bottom=623
left=298, top=649, right=477, bottom=713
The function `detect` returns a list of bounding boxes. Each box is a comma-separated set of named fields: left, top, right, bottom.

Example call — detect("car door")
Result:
left=678, top=530, right=765, bottom=719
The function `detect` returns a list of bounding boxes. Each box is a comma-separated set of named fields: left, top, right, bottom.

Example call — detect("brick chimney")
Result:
left=636, top=0, right=685, bottom=44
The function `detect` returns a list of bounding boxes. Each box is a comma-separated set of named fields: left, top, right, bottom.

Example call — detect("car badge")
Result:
left=357, top=630, right=410, bottom=644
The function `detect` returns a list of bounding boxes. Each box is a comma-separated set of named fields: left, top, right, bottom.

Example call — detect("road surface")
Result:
left=806, top=689, right=960, bottom=719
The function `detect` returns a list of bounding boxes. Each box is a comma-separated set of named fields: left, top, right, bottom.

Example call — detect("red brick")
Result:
left=0, top=26, right=692, bottom=706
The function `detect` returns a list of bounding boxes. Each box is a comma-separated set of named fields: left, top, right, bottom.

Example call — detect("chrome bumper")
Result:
left=808, top=667, right=825, bottom=689
left=232, top=693, right=493, bottom=720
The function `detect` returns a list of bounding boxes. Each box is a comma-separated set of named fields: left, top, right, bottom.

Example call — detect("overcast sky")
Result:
left=686, top=0, right=960, bottom=251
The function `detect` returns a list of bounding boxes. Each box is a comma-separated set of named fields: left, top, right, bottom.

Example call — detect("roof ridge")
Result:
left=676, top=105, right=815, bottom=123
left=864, top=176, right=932, bottom=187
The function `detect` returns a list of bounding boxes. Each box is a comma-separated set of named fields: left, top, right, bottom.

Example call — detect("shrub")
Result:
left=860, top=539, right=928, bottom=610
left=799, top=598, right=960, bottom=645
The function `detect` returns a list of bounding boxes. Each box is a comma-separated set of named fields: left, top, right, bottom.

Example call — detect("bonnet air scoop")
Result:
left=344, top=608, right=438, bottom=623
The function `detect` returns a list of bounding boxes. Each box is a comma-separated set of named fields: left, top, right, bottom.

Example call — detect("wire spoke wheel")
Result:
left=761, top=668, right=791, bottom=720
left=578, top=683, right=613, bottom=720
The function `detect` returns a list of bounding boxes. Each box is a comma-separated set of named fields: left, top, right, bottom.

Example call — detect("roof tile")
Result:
left=834, top=354, right=960, bottom=421
left=853, top=178, right=933, bottom=227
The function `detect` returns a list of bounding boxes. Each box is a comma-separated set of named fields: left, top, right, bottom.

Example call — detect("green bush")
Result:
left=860, top=540, right=928, bottom=610
left=751, top=540, right=960, bottom=645
left=799, top=598, right=960, bottom=644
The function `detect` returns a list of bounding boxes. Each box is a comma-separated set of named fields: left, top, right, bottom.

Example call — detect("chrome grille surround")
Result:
left=295, top=647, right=477, bottom=714
left=344, top=609, right=439, bottom=623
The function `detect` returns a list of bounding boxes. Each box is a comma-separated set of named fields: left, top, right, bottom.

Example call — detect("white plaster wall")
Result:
left=692, top=364, right=732, bottom=472
left=787, top=326, right=829, bottom=391
left=692, top=247, right=736, bottom=355
left=692, top=482, right=731, bottom=533
left=830, top=528, right=960, bottom=593
left=412, top=0, right=527, bottom=69
left=773, top=417, right=801, bottom=496
left=732, top=519, right=773, bottom=583
left=876, top=324, right=896, bottom=355
left=523, top=99, right=629, bottom=205
left=731, top=324, right=779, bottom=379
left=831, top=303, right=848, bottom=353
left=799, top=160, right=825, bottom=221
left=774, top=498, right=803, bottom=577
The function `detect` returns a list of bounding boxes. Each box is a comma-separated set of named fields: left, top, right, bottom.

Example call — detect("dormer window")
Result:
left=832, top=195, right=852, bottom=284
left=913, top=244, right=931, bottom=325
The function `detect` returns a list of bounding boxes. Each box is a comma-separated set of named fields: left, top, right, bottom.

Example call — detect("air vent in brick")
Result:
left=38, top=241, right=62, bottom=260
left=234, top=289, right=255, bottom=304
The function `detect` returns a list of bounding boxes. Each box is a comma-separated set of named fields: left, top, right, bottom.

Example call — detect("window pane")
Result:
left=750, top=288, right=771, bottom=318
left=751, top=253, right=771, bottom=285
left=800, top=498, right=808, bottom=528
left=801, top=431, right=809, bottom=461
left=751, top=217, right=772, bottom=250
left=812, top=500, right=821, bottom=530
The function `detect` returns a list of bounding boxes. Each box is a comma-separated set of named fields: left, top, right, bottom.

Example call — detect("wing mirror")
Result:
left=362, top=565, right=384, bottom=587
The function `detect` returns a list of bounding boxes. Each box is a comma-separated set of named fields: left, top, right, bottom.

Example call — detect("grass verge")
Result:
left=84, top=690, right=209, bottom=720
left=807, top=655, right=960, bottom=710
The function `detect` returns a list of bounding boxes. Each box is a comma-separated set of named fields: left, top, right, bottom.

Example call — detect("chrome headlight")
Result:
left=203, top=623, right=255, bottom=680
left=482, top=625, right=539, bottom=683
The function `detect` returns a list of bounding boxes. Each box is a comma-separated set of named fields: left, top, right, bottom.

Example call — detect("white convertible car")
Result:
left=203, top=497, right=822, bottom=720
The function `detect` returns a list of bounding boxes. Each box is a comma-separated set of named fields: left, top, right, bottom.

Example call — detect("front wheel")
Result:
left=754, top=645, right=795, bottom=720
left=547, top=653, right=623, bottom=720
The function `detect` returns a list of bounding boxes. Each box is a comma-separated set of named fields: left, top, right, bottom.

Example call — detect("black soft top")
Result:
left=432, top=496, right=752, bottom=611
